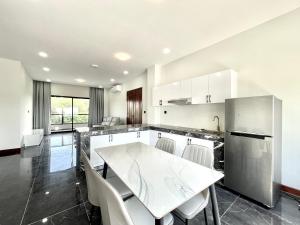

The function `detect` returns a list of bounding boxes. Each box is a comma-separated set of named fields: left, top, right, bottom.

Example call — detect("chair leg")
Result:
left=185, top=219, right=189, bottom=225
left=204, top=208, right=208, bottom=225
left=90, top=205, right=96, bottom=217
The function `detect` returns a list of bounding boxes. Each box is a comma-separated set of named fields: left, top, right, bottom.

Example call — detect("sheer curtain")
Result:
left=88, top=87, right=104, bottom=127
left=33, top=81, right=51, bottom=135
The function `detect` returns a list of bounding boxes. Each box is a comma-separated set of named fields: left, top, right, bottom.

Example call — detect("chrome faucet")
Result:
left=213, top=115, right=220, bottom=133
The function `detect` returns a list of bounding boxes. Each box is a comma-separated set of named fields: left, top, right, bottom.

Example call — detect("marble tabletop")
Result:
left=96, top=142, right=224, bottom=219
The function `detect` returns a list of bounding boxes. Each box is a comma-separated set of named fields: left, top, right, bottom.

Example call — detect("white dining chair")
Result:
left=81, top=150, right=132, bottom=207
left=175, top=144, right=214, bottom=225
left=90, top=166, right=174, bottom=225
left=155, top=137, right=175, bottom=154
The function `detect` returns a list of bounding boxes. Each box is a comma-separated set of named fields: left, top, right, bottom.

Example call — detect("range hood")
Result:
left=168, top=98, right=192, bottom=105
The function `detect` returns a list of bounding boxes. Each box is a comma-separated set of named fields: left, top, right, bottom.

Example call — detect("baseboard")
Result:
left=281, top=185, right=300, bottom=197
left=0, top=148, right=21, bottom=157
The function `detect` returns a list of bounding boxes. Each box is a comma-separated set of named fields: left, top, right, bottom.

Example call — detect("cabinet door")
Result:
left=90, top=135, right=111, bottom=167
left=149, top=130, right=160, bottom=146
left=190, top=137, right=214, bottom=150
left=191, top=75, right=209, bottom=104
left=209, top=70, right=236, bottom=103
left=180, top=79, right=192, bottom=98
left=111, top=132, right=137, bottom=146
left=138, top=131, right=150, bottom=145
left=168, top=133, right=189, bottom=157
left=160, top=84, right=175, bottom=106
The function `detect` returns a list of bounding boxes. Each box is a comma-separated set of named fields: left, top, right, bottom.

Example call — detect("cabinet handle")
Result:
left=209, top=95, right=212, bottom=103
left=158, top=132, right=161, bottom=138
left=206, top=95, right=208, bottom=103
left=108, top=135, right=111, bottom=142
left=111, top=134, right=113, bottom=142
left=137, top=131, right=140, bottom=138
left=159, top=100, right=162, bottom=106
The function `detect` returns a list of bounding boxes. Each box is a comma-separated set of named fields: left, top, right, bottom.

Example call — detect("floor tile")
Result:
left=21, top=175, right=83, bottom=224
left=0, top=155, right=36, bottom=225
left=29, top=204, right=90, bottom=225
left=270, top=194, right=300, bottom=225
left=222, top=196, right=293, bottom=225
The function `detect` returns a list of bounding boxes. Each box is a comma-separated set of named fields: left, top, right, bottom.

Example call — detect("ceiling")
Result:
left=0, top=0, right=300, bottom=88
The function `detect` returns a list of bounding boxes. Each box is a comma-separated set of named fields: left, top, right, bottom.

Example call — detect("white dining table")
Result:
left=96, top=142, right=224, bottom=225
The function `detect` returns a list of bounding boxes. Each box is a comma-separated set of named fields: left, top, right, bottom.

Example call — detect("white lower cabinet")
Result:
left=138, top=130, right=150, bottom=145
left=90, top=131, right=150, bottom=167
left=149, top=130, right=160, bottom=146
left=190, top=137, right=214, bottom=150
left=90, top=134, right=111, bottom=168
left=89, top=130, right=215, bottom=168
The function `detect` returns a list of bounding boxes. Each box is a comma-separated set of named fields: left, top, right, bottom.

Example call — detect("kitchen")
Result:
left=0, top=1, right=300, bottom=225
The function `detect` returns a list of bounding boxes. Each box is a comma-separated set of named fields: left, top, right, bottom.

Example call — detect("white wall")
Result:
left=0, top=58, right=32, bottom=150
left=156, top=9, right=300, bottom=190
left=109, top=73, right=147, bottom=124
left=51, top=83, right=89, bottom=98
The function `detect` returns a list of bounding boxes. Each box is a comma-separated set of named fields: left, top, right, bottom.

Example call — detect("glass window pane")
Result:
left=51, top=97, right=71, bottom=114
left=64, top=115, right=72, bottom=124
left=73, top=115, right=88, bottom=124
left=73, top=98, right=89, bottom=115
left=51, top=115, right=62, bottom=125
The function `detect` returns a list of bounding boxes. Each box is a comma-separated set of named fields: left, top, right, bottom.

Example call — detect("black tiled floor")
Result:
left=0, top=133, right=299, bottom=225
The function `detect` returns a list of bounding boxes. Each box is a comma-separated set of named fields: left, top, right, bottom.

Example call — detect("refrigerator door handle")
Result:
left=229, top=131, right=272, bottom=140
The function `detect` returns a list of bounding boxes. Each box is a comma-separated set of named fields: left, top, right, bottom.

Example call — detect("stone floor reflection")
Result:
left=0, top=133, right=299, bottom=225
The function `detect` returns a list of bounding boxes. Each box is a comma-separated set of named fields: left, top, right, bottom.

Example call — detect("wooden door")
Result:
left=127, top=88, right=142, bottom=124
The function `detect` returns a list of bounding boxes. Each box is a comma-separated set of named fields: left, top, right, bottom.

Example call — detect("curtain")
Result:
left=33, top=81, right=51, bottom=135
left=88, top=87, right=104, bottom=127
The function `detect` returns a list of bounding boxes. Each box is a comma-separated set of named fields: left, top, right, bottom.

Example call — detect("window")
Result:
left=50, top=96, right=89, bottom=132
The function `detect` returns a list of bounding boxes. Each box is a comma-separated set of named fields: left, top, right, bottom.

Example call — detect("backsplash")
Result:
left=159, top=103, right=225, bottom=131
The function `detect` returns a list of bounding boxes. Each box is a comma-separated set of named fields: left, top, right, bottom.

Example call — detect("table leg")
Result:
left=209, top=184, right=221, bottom=225
left=155, top=219, right=162, bottom=225
left=103, top=163, right=108, bottom=179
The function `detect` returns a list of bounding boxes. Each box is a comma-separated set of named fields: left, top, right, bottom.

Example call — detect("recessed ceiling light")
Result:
left=42, top=218, right=48, bottom=223
left=38, top=51, right=48, bottom=58
left=110, top=78, right=115, bottom=82
left=114, top=52, right=131, bottom=61
left=45, top=191, right=50, bottom=195
left=75, top=78, right=86, bottom=83
left=46, top=79, right=51, bottom=82
left=43, top=67, right=50, bottom=72
left=91, top=64, right=99, bottom=68
left=123, top=70, right=129, bottom=75
left=162, top=48, right=171, bottom=54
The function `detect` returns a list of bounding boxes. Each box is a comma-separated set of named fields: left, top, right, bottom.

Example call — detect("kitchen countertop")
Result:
left=75, top=124, right=224, bottom=142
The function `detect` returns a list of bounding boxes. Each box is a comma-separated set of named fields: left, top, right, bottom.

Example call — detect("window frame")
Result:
left=50, top=95, right=90, bottom=131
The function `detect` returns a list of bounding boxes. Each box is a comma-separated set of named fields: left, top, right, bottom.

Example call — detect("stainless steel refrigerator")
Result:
left=225, top=95, right=282, bottom=208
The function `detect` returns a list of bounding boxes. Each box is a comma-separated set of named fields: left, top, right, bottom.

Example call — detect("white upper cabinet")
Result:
left=191, top=75, right=209, bottom=104
left=180, top=79, right=192, bottom=98
left=208, top=70, right=237, bottom=103
left=161, top=83, right=175, bottom=106
left=152, top=69, right=237, bottom=106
